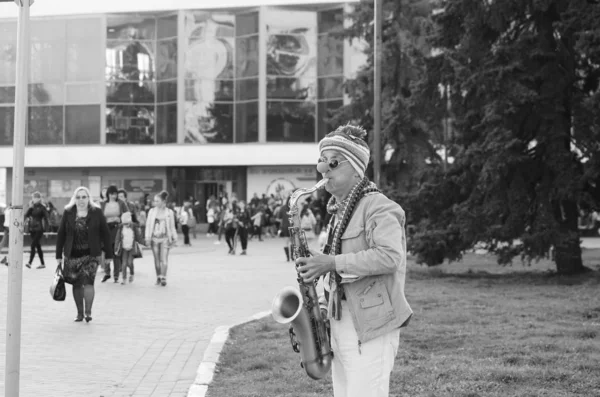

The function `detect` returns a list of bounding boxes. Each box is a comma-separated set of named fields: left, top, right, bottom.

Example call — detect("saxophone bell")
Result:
left=271, top=286, right=302, bottom=325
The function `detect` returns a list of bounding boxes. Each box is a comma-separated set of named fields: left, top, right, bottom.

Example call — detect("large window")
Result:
left=184, top=11, right=236, bottom=143
left=317, top=8, right=344, bottom=140
left=265, top=9, right=316, bottom=142
left=0, top=18, right=103, bottom=146
left=235, top=11, right=259, bottom=143
left=105, top=13, right=177, bottom=144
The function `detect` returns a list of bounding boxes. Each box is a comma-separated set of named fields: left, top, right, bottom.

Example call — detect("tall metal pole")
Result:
left=373, top=0, right=383, bottom=186
left=5, top=1, right=32, bottom=396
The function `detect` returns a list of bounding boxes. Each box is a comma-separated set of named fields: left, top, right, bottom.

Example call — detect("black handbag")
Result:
left=132, top=242, right=143, bottom=259
left=49, top=265, right=66, bottom=301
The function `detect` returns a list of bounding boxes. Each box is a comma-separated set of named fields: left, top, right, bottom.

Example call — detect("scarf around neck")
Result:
left=325, top=177, right=380, bottom=320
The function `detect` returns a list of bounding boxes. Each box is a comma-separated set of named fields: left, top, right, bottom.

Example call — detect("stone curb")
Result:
left=186, top=310, right=272, bottom=397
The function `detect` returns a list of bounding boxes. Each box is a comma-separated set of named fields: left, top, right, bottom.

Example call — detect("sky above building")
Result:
left=0, top=0, right=350, bottom=18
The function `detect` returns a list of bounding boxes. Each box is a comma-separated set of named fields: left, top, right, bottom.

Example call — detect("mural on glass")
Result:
left=106, top=15, right=157, bottom=144
left=184, top=12, right=235, bottom=143
left=265, top=9, right=317, bottom=142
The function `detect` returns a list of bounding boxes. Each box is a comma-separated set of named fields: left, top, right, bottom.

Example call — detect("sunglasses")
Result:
left=318, top=158, right=349, bottom=169
left=76, top=196, right=88, bottom=200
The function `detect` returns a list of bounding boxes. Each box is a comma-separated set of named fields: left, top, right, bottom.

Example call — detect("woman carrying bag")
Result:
left=56, top=187, right=112, bottom=323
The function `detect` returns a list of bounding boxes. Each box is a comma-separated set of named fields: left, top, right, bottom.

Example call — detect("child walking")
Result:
left=114, top=212, right=143, bottom=285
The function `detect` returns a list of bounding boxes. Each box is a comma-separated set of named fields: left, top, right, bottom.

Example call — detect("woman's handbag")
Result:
left=132, top=242, right=143, bottom=259
left=49, top=265, right=66, bottom=301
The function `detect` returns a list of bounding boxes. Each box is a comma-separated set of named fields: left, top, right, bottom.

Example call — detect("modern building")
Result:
left=0, top=0, right=366, bottom=218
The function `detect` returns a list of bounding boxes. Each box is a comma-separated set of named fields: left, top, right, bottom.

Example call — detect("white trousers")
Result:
left=330, top=303, right=400, bottom=397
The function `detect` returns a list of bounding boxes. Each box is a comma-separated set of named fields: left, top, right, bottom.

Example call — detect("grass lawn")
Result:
left=207, top=250, right=600, bottom=397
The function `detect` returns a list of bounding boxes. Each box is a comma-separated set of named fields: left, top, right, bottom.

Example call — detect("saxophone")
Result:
left=271, top=178, right=333, bottom=380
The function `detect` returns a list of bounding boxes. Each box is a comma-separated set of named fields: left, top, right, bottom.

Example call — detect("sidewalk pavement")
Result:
left=0, top=234, right=295, bottom=397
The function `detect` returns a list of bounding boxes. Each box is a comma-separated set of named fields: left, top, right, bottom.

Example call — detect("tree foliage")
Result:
left=342, top=0, right=600, bottom=274
left=334, top=0, right=442, bottom=193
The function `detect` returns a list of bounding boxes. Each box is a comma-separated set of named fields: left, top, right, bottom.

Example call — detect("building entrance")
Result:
left=194, top=182, right=226, bottom=222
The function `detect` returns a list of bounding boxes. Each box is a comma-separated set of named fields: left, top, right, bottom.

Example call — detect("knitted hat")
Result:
left=121, top=212, right=132, bottom=224
left=318, top=124, right=370, bottom=177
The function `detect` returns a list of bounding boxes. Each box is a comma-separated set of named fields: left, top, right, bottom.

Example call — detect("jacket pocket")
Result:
left=340, top=225, right=368, bottom=252
left=356, top=280, right=395, bottom=330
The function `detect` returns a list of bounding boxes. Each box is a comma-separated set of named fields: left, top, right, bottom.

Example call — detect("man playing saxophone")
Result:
left=296, top=123, right=413, bottom=397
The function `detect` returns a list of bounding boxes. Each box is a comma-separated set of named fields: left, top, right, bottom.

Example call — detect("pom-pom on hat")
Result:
left=121, top=212, right=132, bottom=224
left=318, top=123, right=370, bottom=177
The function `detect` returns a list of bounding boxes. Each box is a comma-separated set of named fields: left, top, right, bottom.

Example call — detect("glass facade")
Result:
left=0, top=4, right=351, bottom=147
left=0, top=17, right=104, bottom=145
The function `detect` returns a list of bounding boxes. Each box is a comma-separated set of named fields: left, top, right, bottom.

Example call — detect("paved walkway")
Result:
left=0, top=235, right=296, bottom=397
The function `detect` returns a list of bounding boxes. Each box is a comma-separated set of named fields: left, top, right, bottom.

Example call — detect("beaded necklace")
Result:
left=325, top=177, right=380, bottom=320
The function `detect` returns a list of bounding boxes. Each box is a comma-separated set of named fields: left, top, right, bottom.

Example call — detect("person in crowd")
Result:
left=117, top=189, right=138, bottom=223
left=187, top=200, right=197, bottom=239
left=114, top=212, right=143, bottom=285
left=100, top=185, right=130, bottom=283
left=1, top=204, right=10, bottom=265
left=295, top=124, right=413, bottom=397
left=206, top=203, right=218, bottom=237
left=300, top=203, right=317, bottom=246
left=178, top=201, right=192, bottom=246
left=145, top=191, right=177, bottom=286
left=138, top=207, right=147, bottom=239
left=46, top=201, right=61, bottom=233
left=214, top=203, right=227, bottom=245
left=236, top=200, right=251, bottom=255
left=222, top=204, right=238, bottom=254
left=250, top=205, right=264, bottom=242
left=277, top=193, right=293, bottom=262
left=56, top=186, right=112, bottom=323
left=25, top=191, right=49, bottom=269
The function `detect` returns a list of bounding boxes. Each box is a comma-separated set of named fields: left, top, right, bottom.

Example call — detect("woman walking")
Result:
left=222, top=204, right=238, bottom=254
left=56, top=187, right=112, bottom=322
left=236, top=200, right=251, bottom=255
left=25, top=191, right=49, bottom=269
left=100, top=185, right=129, bottom=283
left=145, top=191, right=177, bottom=286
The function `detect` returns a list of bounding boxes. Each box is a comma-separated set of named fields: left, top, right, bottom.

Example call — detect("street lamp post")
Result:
left=2, top=0, right=33, bottom=396
left=373, top=0, right=383, bottom=186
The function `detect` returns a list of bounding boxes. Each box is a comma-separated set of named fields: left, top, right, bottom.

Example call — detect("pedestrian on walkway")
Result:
left=101, top=185, right=130, bottom=283
left=56, top=186, right=112, bottom=323
left=178, top=202, right=192, bottom=246
left=25, top=191, right=49, bottom=269
left=222, top=204, right=238, bottom=254
left=145, top=191, right=177, bottom=286
left=1, top=204, right=10, bottom=265
left=114, top=212, right=143, bottom=285
left=236, top=200, right=251, bottom=255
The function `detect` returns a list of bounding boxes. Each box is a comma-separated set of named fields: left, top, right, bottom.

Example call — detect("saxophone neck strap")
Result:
left=321, top=215, right=337, bottom=256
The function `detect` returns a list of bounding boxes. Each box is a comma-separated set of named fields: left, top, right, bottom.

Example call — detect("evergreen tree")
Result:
left=334, top=0, right=440, bottom=193
left=408, top=0, right=600, bottom=274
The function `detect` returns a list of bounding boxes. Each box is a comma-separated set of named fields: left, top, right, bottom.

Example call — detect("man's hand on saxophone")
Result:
left=296, top=248, right=335, bottom=283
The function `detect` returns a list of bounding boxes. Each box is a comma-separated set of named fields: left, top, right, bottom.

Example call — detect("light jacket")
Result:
left=114, top=223, right=144, bottom=256
left=321, top=192, right=413, bottom=345
left=145, top=207, right=178, bottom=244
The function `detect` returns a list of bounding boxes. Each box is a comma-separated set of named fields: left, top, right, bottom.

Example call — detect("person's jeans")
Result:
left=225, top=228, right=236, bottom=251
left=182, top=225, right=190, bottom=245
left=238, top=226, right=248, bottom=250
left=150, top=240, right=170, bottom=280
left=28, top=230, right=45, bottom=265
left=121, top=249, right=134, bottom=280
left=104, top=223, right=121, bottom=279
